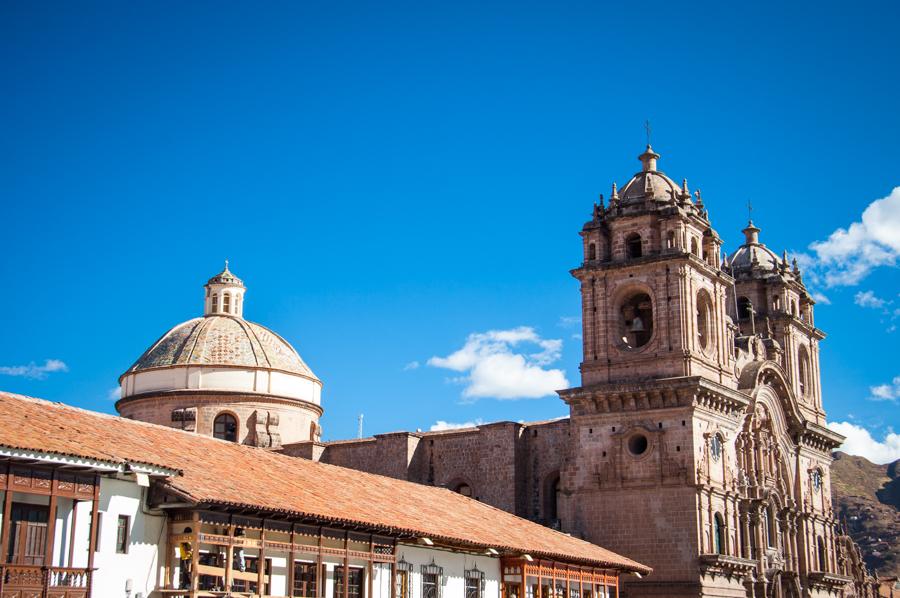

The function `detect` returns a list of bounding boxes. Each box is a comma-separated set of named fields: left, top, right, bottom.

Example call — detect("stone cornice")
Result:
left=116, top=389, right=325, bottom=417
left=698, top=554, right=756, bottom=580
left=798, top=421, right=844, bottom=453
left=572, top=253, right=734, bottom=285
left=560, top=377, right=749, bottom=418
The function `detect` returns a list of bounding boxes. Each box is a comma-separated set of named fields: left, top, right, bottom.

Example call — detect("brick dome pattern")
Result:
left=124, top=315, right=318, bottom=380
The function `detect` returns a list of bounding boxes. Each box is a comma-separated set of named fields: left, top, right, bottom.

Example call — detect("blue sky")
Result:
left=2, top=1, right=898, bottom=461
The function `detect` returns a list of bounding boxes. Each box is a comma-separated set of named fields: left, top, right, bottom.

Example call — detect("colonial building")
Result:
left=0, top=391, right=647, bottom=598
left=273, top=146, right=875, bottom=598
left=94, top=145, right=877, bottom=598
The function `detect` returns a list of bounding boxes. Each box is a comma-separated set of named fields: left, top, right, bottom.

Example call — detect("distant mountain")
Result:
left=831, top=451, right=900, bottom=577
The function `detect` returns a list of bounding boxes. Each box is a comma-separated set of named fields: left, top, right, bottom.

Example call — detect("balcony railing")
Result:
left=0, top=564, right=92, bottom=598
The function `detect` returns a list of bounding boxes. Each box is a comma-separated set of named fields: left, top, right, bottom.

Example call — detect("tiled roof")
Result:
left=0, top=392, right=649, bottom=574
left=121, top=316, right=318, bottom=380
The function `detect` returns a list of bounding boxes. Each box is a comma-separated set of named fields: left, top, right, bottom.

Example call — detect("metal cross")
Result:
left=644, top=120, right=652, bottom=146
left=747, top=199, right=753, bottom=222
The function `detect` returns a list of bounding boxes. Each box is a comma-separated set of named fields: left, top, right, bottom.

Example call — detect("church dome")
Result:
left=117, top=264, right=322, bottom=407
left=727, top=221, right=782, bottom=273
left=123, top=316, right=317, bottom=380
left=616, top=145, right=690, bottom=204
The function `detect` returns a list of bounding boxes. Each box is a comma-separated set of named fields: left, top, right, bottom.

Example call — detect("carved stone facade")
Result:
left=300, top=147, right=876, bottom=598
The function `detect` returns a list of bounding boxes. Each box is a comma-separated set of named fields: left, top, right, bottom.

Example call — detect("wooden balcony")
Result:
left=0, top=564, right=92, bottom=598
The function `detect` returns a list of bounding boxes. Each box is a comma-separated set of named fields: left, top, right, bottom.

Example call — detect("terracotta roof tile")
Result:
left=0, top=392, right=649, bottom=574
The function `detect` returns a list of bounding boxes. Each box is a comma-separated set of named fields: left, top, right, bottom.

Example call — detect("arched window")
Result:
left=454, top=483, right=473, bottom=498
left=696, top=291, right=714, bottom=352
left=544, top=473, right=561, bottom=524
left=235, top=295, right=241, bottom=315
left=625, top=233, right=643, bottom=258
left=798, top=346, right=811, bottom=396
left=714, top=513, right=726, bottom=554
left=690, top=238, right=699, bottom=256
left=817, top=537, right=827, bottom=571
left=223, top=293, right=231, bottom=314
left=737, top=297, right=752, bottom=321
left=213, top=413, right=238, bottom=442
left=772, top=295, right=782, bottom=311
left=618, top=292, right=653, bottom=349
left=211, top=294, right=218, bottom=313
left=666, top=231, right=675, bottom=249
left=588, top=243, right=597, bottom=261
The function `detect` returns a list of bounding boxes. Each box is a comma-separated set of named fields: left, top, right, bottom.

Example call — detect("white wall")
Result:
left=90, top=477, right=166, bottom=598
left=394, top=544, right=501, bottom=598
left=123, top=366, right=322, bottom=404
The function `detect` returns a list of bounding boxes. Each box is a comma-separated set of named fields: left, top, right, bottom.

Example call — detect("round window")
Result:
left=627, top=433, right=649, bottom=456
left=618, top=292, right=653, bottom=349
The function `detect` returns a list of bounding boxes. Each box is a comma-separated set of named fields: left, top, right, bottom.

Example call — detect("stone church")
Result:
left=115, top=146, right=874, bottom=598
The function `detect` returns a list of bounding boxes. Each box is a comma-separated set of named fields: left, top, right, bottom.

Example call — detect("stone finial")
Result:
left=694, top=188, right=704, bottom=209
left=611, top=182, right=619, bottom=200
left=681, top=178, right=689, bottom=198
left=638, top=145, right=660, bottom=172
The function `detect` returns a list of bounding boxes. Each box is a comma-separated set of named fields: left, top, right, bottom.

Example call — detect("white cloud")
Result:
left=427, top=326, right=569, bottom=400
left=869, top=376, right=900, bottom=402
left=403, top=361, right=420, bottom=371
left=804, top=186, right=900, bottom=286
left=108, top=386, right=122, bottom=401
left=557, top=316, right=580, bottom=329
left=811, top=292, right=831, bottom=305
left=827, top=421, right=900, bottom=464
left=429, top=419, right=485, bottom=431
left=854, top=290, right=890, bottom=309
left=0, top=359, right=68, bottom=380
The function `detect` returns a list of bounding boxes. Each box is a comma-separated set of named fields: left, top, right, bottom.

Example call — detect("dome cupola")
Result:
left=205, top=260, right=245, bottom=317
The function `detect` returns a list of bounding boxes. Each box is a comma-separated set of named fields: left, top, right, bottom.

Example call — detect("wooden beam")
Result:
left=44, top=471, right=58, bottom=566
left=224, top=524, right=235, bottom=593
left=317, top=528, right=324, bottom=598
left=343, top=532, right=350, bottom=598
left=0, top=463, right=13, bottom=565
left=389, top=539, right=397, bottom=598
left=287, top=525, right=296, bottom=598
left=258, top=521, right=266, bottom=595
left=86, top=474, right=100, bottom=596
left=367, top=536, right=374, bottom=598
left=190, top=511, right=200, bottom=596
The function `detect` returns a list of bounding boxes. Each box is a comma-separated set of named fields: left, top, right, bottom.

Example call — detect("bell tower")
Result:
left=575, top=145, right=737, bottom=388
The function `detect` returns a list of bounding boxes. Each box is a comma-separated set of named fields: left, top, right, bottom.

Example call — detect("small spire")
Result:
left=681, top=178, right=689, bottom=197
left=694, top=189, right=704, bottom=208
left=224, top=259, right=229, bottom=271
left=611, top=182, right=619, bottom=200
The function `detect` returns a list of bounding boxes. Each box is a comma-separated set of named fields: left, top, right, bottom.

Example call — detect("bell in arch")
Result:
left=630, top=316, right=645, bottom=332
